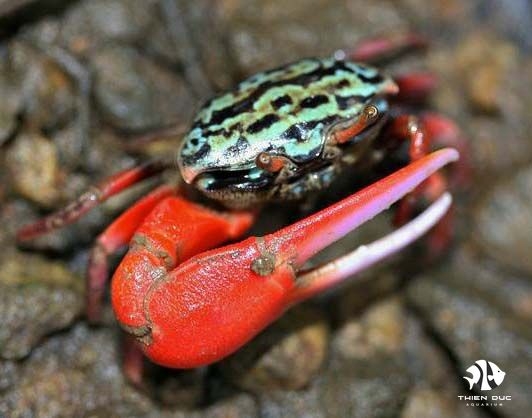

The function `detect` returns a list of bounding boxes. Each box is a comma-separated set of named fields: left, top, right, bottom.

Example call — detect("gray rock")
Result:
left=93, top=44, right=195, bottom=131
left=407, top=254, right=532, bottom=418
left=0, top=250, right=83, bottom=360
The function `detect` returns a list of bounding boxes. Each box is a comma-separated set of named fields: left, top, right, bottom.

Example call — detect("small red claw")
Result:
left=137, top=149, right=459, bottom=369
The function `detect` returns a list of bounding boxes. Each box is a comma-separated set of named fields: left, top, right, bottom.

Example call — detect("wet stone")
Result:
left=6, top=131, right=62, bottom=208
left=429, top=31, right=532, bottom=175
left=200, top=394, right=259, bottom=418
left=0, top=324, right=153, bottom=417
left=407, top=258, right=532, bottom=418
left=319, top=301, right=412, bottom=418
left=7, top=40, right=76, bottom=132
left=155, top=369, right=206, bottom=409
left=143, top=0, right=231, bottom=93
left=401, top=388, right=470, bottom=418
left=259, top=297, right=486, bottom=418
left=332, top=297, right=406, bottom=361
left=0, top=249, right=83, bottom=360
left=335, top=270, right=401, bottom=320
left=220, top=0, right=406, bottom=76
left=474, top=164, right=532, bottom=275
left=258, top=381, right=326, bottom=418
left=59, top=0, right=157, bottom=54
left=92, top=43, right=196, bottom=132
left=454, top=33, right=519, bottom=114
left=0, top=321, right=257, bottom=418
left=220, top=305, right=329, bottom=392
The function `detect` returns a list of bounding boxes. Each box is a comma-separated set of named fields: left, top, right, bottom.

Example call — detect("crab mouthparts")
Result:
left=195, top=167, right=274, bottom=192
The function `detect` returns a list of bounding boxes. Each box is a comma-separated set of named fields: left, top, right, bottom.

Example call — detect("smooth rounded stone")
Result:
left=7, top=41, right=76, bottom=131
left=258, top=381, right=327, bottom=418
left=155, top=368, right=207, bottom=409
left=0, top=40, right=75, bottom=143
left=407, top=270, right=532, bottom=418
left=178, top=0, right=234, bottom=92
left=59, top=0, right=157, bottom=53
left=0, top=324, right=155, bottom=418
left=0, top=249, right=83, bottom=359
left=86, top=128, right=138, bottom=174
left=262, top=357, right=413, bottom=418
left=199, top=394, right=259, bottom=418
left=333, top=297, right=406, bottom=360
left=474, top=164, right=532, bottom=274
left=335, top=270, right=401, bottom=320
left=400, top=309, right=490, bottom=418
left=220, top=305, right=329, bottom=392
left=401, top=388, right=474, bottom=418
left=259, top=298, right=487, bottom=418
left=452, top=33, right=519, bottom=114
left=92, top=44, right=196, bottom=132
left=429, top=32, right=532, bottom=174
left=0, top=321, right=253, bottom=418
left=441, top=248, right=532, bottom=324
left=316, top=298, right=411, bottom=418
left=6, top=131, right=62, bottom=208
left=220, top=0, right=406, bottom=76
left=52, top=122, right=91, bottom=171
left=144, top=0, right=231, bottom=93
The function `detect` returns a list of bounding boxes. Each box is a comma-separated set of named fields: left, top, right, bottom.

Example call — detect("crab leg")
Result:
left=393, top=72, right=439, bottom=102
left=17, top=159, right=170, bottom=240
left=341, top=32, right=428, bottom=63
left=134, top=148, right=458, bottom=369
left=87, top=185, right=176, bottom=323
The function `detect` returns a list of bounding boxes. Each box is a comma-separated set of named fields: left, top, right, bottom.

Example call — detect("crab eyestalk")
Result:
left=131, top=148, right=458, bottom=369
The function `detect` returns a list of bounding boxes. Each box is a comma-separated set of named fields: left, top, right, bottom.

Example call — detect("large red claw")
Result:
left=139, top=148, right=458, bottom=369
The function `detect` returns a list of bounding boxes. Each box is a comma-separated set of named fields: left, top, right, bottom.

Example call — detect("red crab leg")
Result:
left=135, top=148, right=458, bottom=369
left=384, top=113, right=470, bottom=250
left=342, top=32, right=428, bottom=63
left=87, top=184, right=176, bottom=322
left=383, top=114, right=451, bottom=254
left=421, top=112, right=472, bottom=189
left=393, top=72, right=439, bottom=102
left=16, top=159, right=170, bottom=241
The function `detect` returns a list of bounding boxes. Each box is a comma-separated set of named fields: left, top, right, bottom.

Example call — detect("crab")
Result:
left=17, top=33, right=467, bottom=384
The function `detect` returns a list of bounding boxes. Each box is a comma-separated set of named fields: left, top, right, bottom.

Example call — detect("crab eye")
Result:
left=330, top=101, right=384, bottom=145
left=255, top=152, right=286, bottom=173
left=363, top=104, right=379, bottom=120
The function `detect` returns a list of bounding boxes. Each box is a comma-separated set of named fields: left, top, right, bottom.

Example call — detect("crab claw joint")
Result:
left=135, top=148, right=459, bottom=369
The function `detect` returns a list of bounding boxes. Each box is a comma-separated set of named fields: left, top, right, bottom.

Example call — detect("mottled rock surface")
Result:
left=0, top=0, right=531, bottom=417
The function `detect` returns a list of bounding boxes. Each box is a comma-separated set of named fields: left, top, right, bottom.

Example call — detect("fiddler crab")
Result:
left=18, top=34, right=468, bottom=384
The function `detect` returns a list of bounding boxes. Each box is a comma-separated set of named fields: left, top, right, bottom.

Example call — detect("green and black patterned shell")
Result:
left=179, top=58, right=394, bottom=184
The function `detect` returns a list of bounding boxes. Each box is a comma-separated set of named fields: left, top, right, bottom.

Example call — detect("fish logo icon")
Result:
left=463, top=360, right=506, bottom=391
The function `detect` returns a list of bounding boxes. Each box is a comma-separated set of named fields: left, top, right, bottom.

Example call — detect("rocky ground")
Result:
left=0, top=0, right=531, bottom=417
